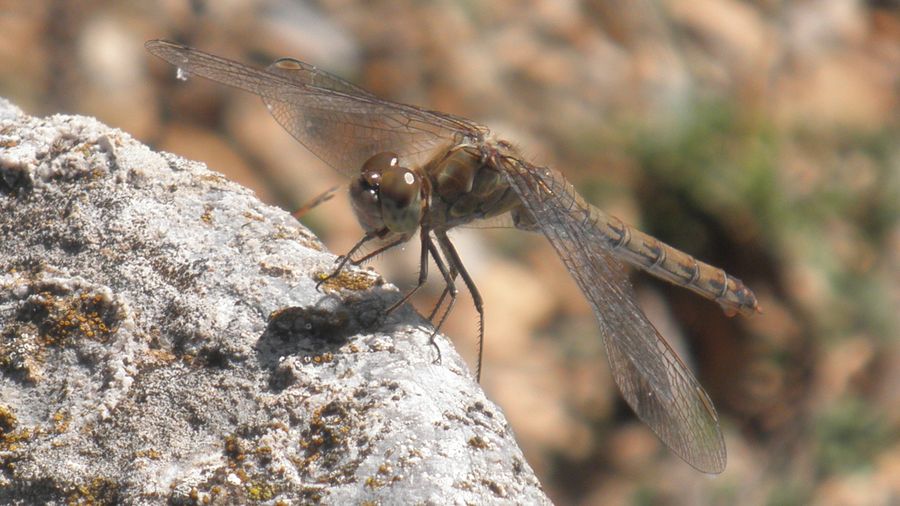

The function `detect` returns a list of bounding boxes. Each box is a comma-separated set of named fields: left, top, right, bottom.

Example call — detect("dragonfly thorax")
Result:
left=423, top=145, right=522, bottom=229
left=349, top=151, right=425, bottom=239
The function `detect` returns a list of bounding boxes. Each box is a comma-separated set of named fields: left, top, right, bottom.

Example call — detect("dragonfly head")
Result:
left=350, top=151, right=424, bottom=239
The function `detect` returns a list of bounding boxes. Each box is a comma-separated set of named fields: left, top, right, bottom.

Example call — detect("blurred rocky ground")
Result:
left=1, top=1, right=898, bottom=504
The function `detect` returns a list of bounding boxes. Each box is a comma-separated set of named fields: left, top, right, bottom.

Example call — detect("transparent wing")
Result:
left=145, top=40, right=486, bottom=175
left=460, top=213, right=517, bottom=230
left=264, top=56, right=376, bottom=97
left=501, top=157, right=726, bottom=474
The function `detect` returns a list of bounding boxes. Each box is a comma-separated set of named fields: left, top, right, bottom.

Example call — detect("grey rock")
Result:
left=0, top=98, right=549, bottom=505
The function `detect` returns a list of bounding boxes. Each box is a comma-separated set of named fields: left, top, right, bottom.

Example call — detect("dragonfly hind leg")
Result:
left=422, top=236, right=460, bottom=369
left=435, top=231, right=486, bottom=382
left=384, top=228, right=459, bottom=369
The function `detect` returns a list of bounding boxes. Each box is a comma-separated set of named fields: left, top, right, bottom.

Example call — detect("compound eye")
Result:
left=380, top=166, right=420, bottom=209
left=378, top=164, right=422, bottom=235
left=349, top=178, right=383, bottom=234
left=361, top=152, right=399, bottom=187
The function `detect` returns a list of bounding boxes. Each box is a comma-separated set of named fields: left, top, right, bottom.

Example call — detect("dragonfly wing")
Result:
left=145, top=40, right=484, bottom=175
left=260, top=89, right=462, bottom=176
left=501, top=158, right=726, bottom=474
left=265, top=57, right=377, bottom=97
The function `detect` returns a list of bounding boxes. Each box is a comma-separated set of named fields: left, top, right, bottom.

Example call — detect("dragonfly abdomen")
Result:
left=601, top=212, right=759, bottom=317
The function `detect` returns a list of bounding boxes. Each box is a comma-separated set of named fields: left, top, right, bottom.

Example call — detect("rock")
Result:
left=0, top=98, right=549, bottom=505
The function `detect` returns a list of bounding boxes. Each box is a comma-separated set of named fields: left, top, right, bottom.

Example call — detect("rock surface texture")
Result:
left=0, top=98, right=548, bottom=505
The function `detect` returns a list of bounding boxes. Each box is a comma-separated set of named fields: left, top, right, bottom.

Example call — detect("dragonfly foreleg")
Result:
left=290, top=185, right=340, bottom=220
left=317, top=232, right=405, bottom=291
left=315, top=232, right=377, bottom=291
left=347, top=236, right=406, bottom=266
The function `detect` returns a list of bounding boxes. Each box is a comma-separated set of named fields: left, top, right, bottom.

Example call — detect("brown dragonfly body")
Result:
left=146, top=40, right=759, bottom=474
left=420, top=142, right=757, bottom=317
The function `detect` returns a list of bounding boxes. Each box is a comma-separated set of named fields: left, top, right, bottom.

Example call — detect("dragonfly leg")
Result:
left=386, top=230, right=431, bottom=314
left=423, top=237, right=459, bottom=367
left=435, top=231, right=485, bottom=382
left=347, top=236, right=406, bottom=266
left=315, top=231, right=382, bottom=290
left=427, top=267, right=458, bottom=322
left=290, top=185, right=340, bottom=220
left=425, top=229, right=459, bottom=322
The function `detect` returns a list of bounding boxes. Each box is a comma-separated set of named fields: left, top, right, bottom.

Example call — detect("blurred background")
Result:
left=2, top=1, right=898, bottom=504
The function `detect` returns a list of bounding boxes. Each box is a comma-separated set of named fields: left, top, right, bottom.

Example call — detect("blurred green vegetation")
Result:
left=814, top=396, right=892, bottom=477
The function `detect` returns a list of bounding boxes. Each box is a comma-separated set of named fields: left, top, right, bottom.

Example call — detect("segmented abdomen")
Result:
left=598, top=210, right=759, bottom=317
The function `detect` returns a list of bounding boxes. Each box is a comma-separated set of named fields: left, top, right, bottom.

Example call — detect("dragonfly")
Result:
left=145, top=39, right=760, bottom=474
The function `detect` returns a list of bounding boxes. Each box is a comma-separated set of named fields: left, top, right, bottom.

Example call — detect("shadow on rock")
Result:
left=256, top=292, right=389, bottom=388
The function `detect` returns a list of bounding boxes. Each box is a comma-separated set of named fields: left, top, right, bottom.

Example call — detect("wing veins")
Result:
left=500, top=158, right=726, bottom=473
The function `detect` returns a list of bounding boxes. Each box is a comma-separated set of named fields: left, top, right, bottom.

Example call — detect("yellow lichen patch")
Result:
left=364, top=476, right=383, bottom=489
left=224, top=434, right=245, bottom=464
left=271, top=225, right=296, bottom=241
left=295, top=401, right=354, bottom=472
left=75, top=141, right=96, bottom=159
left=200, top=205, right=214, bottom=225
left=67, top=476, right=120, bottom=505
left=217, top=434, right=285, bottom=502
left=311, top=352, right=334, bottom=365
left=366, top=461, right=404, bottom=489
left=269, top=224, right=326, bottom=252
left=0, top=410, right=34, bottom=454
left=0, top=406, right=19, bottom=464
left=314, top=269, right=380, bottom=293
left=0, top=405, right=17, bottom=435
left=23, top=290, right=120, bottom=345
left=134, top=449, right=162, bottom=460
left=246, top=481, right=275, bottom=501
left=52, top=410, right=70, bottom=434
